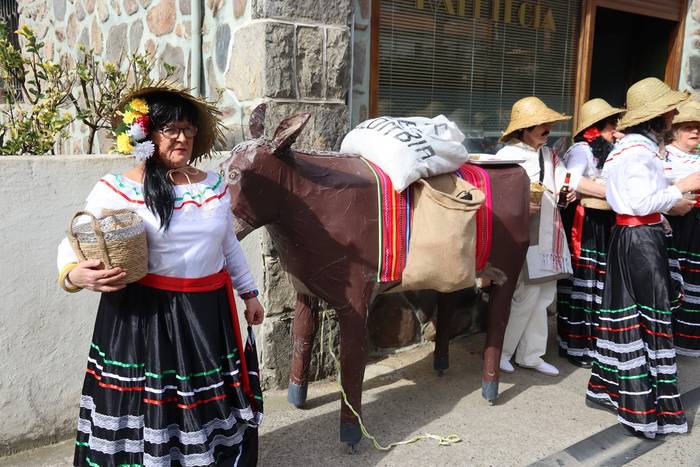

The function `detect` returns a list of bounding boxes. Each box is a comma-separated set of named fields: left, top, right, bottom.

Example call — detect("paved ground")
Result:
left=3, top=321, right=700, bottom=466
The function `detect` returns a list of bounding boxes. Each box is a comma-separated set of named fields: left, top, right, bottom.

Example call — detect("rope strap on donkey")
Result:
left=322, top=311, right=462, bottom=450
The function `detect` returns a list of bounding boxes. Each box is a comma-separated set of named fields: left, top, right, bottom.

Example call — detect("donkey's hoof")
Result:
left=482, top=380, right=499, bottom=402
left=346, top=443, right=360, bottom=455
left=433, top=355, right=449, bottom=373
left=287, top=382, right=308, bottom=409
left=340, top=422, right=363, bottom=447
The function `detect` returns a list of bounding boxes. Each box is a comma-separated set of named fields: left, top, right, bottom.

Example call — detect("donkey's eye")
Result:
left=228, top=169, right=241, bottom=183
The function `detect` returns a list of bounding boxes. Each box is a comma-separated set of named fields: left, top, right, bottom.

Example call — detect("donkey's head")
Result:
left=221, top=104, right=311, bottom=235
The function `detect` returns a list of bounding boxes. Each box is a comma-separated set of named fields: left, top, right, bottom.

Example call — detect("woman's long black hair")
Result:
left=573, top=115, right=617, bottom=169
left=624, top=115, right=671, bottom=145
left=143, top=93, right=198, bottom=231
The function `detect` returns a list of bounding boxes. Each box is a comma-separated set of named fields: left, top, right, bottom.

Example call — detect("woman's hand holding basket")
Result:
left=67, top=259, right=127, bottom=292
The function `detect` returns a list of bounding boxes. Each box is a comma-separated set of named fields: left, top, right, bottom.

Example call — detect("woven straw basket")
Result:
left=68, top=210, right=148, bottom=283
left=580, top=197, right=612, bottom=211
left=530, top=182, right=545, bottom=205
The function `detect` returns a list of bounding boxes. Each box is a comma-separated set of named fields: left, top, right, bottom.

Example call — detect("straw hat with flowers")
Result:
left=672, top=99, right=700, bottom=125
left=617, top=77, right=690, bottom=130
left=500, top=96, right=571, bottom=142
left=574, top=98, right=625, bottom=137
left=111, top=84, right=223, bottom=163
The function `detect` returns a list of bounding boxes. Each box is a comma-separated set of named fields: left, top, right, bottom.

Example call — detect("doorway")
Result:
left=573, top=0, right=686, bottom=128
left=588, top=8, right=677, bottom=107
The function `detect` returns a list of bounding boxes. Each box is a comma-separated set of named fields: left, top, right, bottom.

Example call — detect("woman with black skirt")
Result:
left=57, top=87, right=265, bottom=465
left=557, top=99, right=624, bottom=367
left=585, top=77, right=700, bottom=438
left=665, top=100, right=700, bottom=357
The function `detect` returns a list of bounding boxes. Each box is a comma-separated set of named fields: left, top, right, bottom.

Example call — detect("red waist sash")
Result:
left=615, top=213, right=662, bottom=226
left=137, top=271, right=255, bottom=406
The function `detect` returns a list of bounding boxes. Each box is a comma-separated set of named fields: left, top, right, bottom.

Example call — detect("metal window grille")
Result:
left=0, top=0, right=22, bottom=97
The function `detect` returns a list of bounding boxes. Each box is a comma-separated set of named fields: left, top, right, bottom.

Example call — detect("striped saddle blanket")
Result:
left=363, top=160, right=492, bottom=283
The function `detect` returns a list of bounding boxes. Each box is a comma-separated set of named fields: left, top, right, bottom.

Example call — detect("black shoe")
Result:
left=567, top=355, right=593, bottom=368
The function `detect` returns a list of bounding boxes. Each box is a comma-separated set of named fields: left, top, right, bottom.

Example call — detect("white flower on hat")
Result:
left=133, top=140, right=155, bottom=162
left=128, top=123, right=148, bottom=142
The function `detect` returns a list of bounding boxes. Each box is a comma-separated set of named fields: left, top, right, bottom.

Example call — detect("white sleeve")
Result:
left=57, top=237, right=79, bottom=271
left=618, top=157, right=682, bottom=215
left=223, top=209, right=258, bottom=295
left=56, top=179, right=129, bottom=272
left=564, top=146, right=590, bottom=190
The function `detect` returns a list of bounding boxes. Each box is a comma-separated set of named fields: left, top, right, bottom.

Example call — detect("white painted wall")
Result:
left=0, top=154, right=263, bottom=453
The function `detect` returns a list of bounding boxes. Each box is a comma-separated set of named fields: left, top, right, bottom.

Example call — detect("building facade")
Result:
left=352, top=0, right=700, bottom=152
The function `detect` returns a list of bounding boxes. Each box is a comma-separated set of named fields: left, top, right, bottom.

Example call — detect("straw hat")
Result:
left=500, top=96, right=571, bottom=142
left=574, top=98, right=625, bottom=137
left=112, top=84, right=223, bottom=161
left=672, top=99, right=700, bottom=125
left=617, top=77, right=690, bottom=130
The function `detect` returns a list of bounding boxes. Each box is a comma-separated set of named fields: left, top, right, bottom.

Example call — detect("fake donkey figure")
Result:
left=221, top=106, right=530, bottom=448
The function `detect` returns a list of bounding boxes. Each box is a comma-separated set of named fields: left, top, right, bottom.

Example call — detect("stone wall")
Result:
left=351, top=0, right=371, bottom=127
left=15, top=0, right=353, bottom=152
left=213, top=1, right=352, bottom=149
left=17, top=0, right=197, bottom=154
left=681, top=0, right=700, bottom=91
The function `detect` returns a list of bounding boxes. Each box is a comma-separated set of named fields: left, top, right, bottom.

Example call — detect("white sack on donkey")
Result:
left=340, top=115, right=470, bottom=192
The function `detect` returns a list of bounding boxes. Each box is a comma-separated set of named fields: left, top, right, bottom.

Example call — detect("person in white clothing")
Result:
left=496, top=96, right=575, bottom=377
left=586, top=77, right=700, bottom=438
left=664, top=100, right=700, bottom=356
left=556, top=98, right=625, bottom=368
left=58, top=87, right=265, bottom=466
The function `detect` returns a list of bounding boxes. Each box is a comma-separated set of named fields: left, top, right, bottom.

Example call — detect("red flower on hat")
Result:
left=135, top=115, right=150, bottom=133
left=583, top=127, right=601, bottom=143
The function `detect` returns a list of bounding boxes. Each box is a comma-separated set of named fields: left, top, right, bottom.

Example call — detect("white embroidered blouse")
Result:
left=665, top=144, right=700, bottom=181
left=602, top=134, right=682, bottom=217
left=561, top=141, right=602, bottom=182
left=57, top=171, right=257, bottom=295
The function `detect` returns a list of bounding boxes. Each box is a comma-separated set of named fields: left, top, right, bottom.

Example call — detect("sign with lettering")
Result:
left=415, top=0, right=556, bottom=32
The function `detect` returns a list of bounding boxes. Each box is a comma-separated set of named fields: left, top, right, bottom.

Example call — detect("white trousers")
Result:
left=502, top=270, right=556, bottom=367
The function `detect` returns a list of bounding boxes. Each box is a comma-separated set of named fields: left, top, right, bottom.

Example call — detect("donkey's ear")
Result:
left=272, top=112, right=311, bottom=156
left=249, top=103, right=267, bottom=139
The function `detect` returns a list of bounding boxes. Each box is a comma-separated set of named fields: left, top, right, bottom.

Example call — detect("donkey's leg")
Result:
left=288, top=293, right=320, bottom=408
left=336, top=296, right=371, bottom=448
left=434, top=290, right=461, bottom=375
left=482, top=166, right=529, bottom=402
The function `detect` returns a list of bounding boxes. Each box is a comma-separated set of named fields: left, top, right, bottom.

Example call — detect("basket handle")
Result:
left=102, top=208, right=136, bottom=229
left=67, top=211, right=112, bottom=268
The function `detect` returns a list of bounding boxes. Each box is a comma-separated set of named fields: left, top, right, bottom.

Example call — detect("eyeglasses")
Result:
left=158, top=125, right=198, bottom=140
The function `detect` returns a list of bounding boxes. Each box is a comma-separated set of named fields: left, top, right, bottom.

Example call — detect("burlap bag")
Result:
left=391, top=174, right=485, bottom=293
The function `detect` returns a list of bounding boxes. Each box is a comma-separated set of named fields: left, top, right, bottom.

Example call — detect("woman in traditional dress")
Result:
left=586, top=77, right=700, bottom=438
left=57, top=87, right=264, bottom=466
left=557, top=99, right=625, bottom=367
left=665, top=100, right=700, bottom=357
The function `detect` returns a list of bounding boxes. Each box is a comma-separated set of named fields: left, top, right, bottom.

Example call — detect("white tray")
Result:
left=468, top=154, right=525, bottom=165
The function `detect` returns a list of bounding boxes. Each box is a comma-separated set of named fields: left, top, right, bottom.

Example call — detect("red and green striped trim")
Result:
left=90, top=342, right=238, bottom=379
left=99, top=174, right=226, bottom=209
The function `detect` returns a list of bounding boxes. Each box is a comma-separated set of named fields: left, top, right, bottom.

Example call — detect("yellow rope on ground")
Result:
left=323, top=311, right=462, bottom=450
